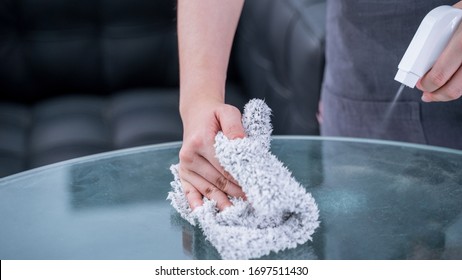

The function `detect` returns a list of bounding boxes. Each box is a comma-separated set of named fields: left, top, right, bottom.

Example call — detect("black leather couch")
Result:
left=235, top=0, right=325, bottom=135
left=0, top=0, right=325, bottom=177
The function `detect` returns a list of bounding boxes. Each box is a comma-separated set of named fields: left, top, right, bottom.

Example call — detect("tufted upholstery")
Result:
left=0, top=0, right=179, bottom=102
left=0, top=0, right=190, bottom=177
left=0, top=0, right=326, bottom=177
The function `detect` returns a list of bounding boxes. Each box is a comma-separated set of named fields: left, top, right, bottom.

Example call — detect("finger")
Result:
left=179, top=166, right=232, bottom=211
left=223, top=170, right=242, bottom=191
left=216, top=105, right=245, bottom=140
left=454, top=2, right=462, bottom=9
left=421, top=64, right=462, bottom=102
left=201, top=144, right=244, bottom=187
left=180, top=142, right=243, bottom=197
left=188, top=155, right=245, bottom=198
left=180, top=178, right=203, bottom=210
left=418, top=26, right=462, bottom=93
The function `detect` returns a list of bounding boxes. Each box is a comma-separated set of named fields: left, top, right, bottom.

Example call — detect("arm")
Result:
left=417, top=1, right=462, bottom=102
left=177, top=0, right=246, bottom=210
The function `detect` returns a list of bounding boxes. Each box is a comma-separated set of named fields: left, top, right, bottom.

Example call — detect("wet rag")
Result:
left=168, top=99, right=319, bottom=259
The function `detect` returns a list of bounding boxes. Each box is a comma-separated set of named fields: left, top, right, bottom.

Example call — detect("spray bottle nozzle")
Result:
left=395, top=5, right=462, bottom=88
left=394, top=69, right=420, bottom=88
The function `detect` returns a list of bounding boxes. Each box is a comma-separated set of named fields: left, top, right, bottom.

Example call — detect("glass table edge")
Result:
left=273, top=135, right=462, bottom=155
left=1, top=136, right=461, bottom=184
left=0, top=141, right=184, bottom=184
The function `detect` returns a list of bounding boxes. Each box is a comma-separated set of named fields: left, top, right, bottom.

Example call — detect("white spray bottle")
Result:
left=395, top=5, right=462, bottom=88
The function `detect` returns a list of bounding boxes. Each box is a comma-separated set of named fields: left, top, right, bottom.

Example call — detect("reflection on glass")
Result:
left=171, top=212, right=318, bottom=260
left=69, top=149, right=179, bottom=209
left=0, top=138, right=461, bottom=259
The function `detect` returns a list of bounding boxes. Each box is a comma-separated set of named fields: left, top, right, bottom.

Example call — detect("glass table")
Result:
left=1, top=136, right=461, bottom=260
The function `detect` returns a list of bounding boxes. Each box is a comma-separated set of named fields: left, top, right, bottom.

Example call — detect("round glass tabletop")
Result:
left=0, top=136, right=461, bottom=259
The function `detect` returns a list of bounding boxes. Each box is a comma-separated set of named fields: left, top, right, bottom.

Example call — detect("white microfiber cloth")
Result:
left=168, top=99, right=319, bottom=259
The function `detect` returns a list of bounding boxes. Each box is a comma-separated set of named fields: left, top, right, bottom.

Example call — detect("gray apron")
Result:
left=321, top=0, right=462, bottom=150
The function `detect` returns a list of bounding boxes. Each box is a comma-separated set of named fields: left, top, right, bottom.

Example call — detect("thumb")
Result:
left=216, top=104, right=245, bottom=140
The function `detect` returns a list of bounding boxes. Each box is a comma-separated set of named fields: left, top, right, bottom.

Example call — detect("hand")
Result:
left=176, top=0, right=245, bottom=210
left=417, top=2, right=462, bottom=102
left=178, top=98, right=246, bottom=211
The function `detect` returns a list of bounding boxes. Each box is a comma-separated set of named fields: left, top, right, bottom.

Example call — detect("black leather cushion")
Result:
left=109, top=89, right=182, bottom=148
left=28, top=91, right=182, bottom=168
left=0, top=85, right=247, bottom=177
left=0, top=0, right=184, bottom=176
left=0, top=91, right=181, bottom=172
left=0, top=103, right=30, bottom=177
left=30, top=96, right=111, bottom=167
left=0, top=0, right=325, bottom=178
left=235, top=0, right=326, bottom=135
left=0, top=0, right=179, bottom=102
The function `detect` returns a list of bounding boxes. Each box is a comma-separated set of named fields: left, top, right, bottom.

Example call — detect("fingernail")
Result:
left=229, top=132, right=246, bottom=140
left=191, top=201, right=201, bottom=210
left=421, top=94, right=431, bottom=102
left=220, top=201, right=232, bottom=211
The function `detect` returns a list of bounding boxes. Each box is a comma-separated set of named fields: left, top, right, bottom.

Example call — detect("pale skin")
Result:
left=178, top=0, right=462, bottom=211
left=178, top=0, right=246, bottom=211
